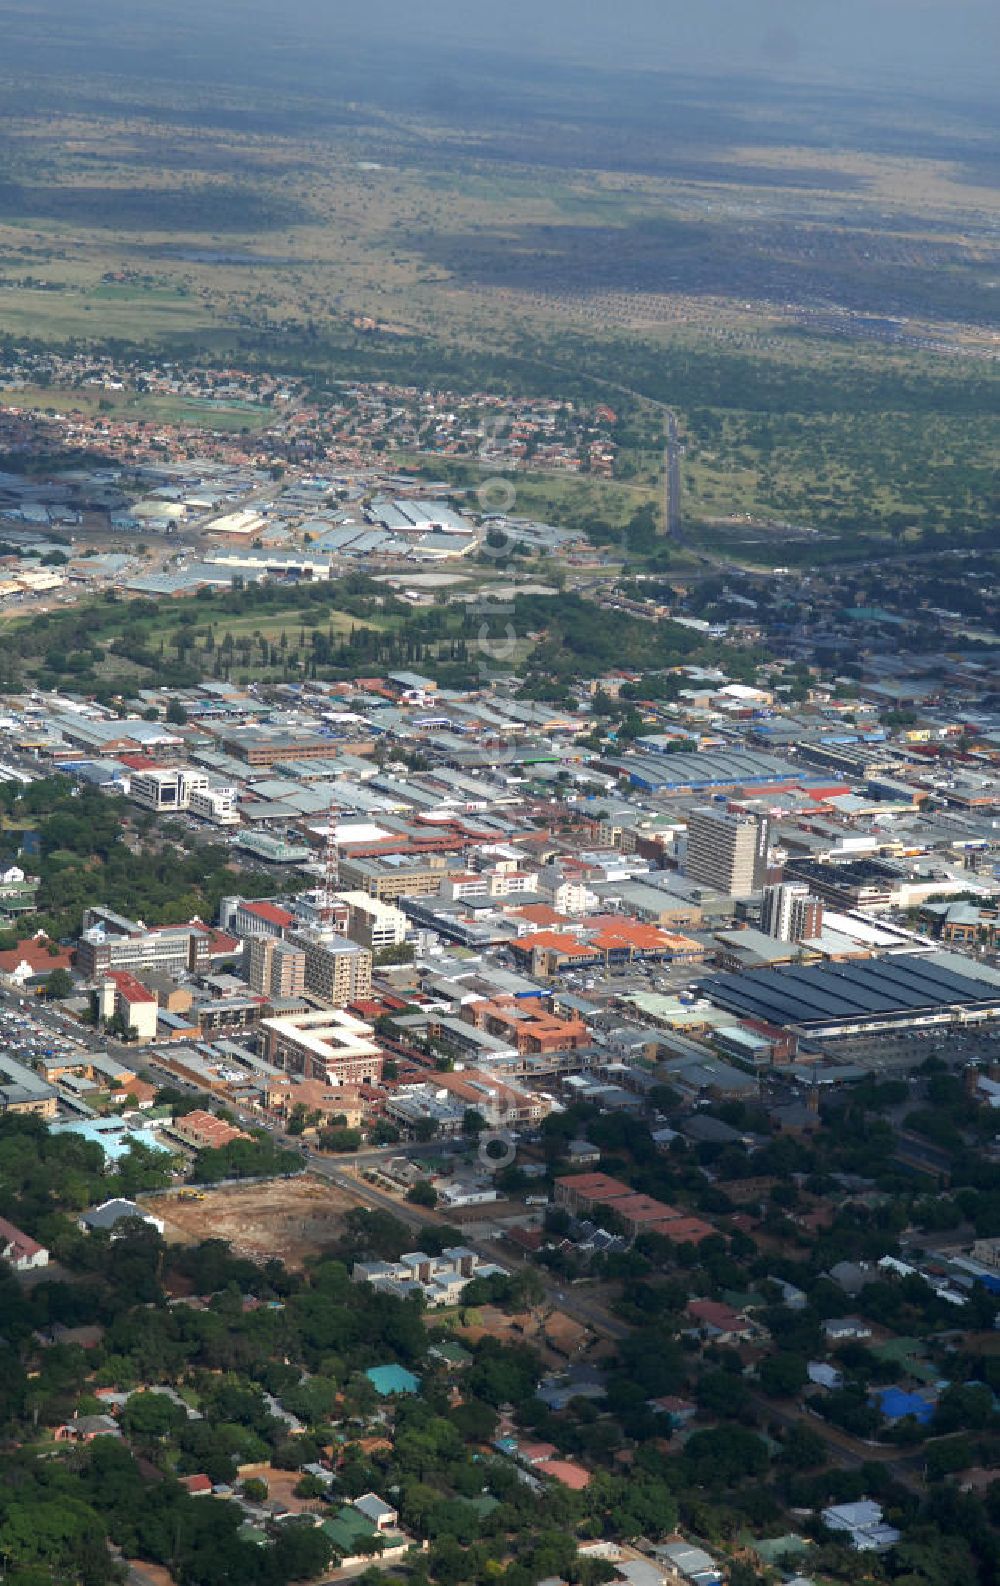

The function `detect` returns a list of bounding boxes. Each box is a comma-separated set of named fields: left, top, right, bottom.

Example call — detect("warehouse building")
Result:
left=698, top=952, right=1000, bottom=1039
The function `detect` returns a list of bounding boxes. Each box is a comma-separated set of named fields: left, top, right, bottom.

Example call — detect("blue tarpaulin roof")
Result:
left=873, top=1387, right=934, bottom=1423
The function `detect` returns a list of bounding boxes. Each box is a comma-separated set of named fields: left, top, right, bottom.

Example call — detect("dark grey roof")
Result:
left=79, top=1199, right=150, bottom=1230
left=699, top=953, right=1000, bottom=1030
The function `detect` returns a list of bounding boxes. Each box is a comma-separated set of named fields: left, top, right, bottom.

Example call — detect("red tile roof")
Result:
left=519, top=931, right=594, bottom=958
left=613, top=1193, right=683, bottom=1225
left=511, top=904, right=570, bottom=927
left=0, top=1214, right=45, bottom=1262
left=180, top=1474, right=213, bottom=1495
left=0, top=936, right=73, bottom=975
left=556, top=1172, right=633, bottom=1200
left=655, top=1217, right=716, bottom=1245
left=173, top=1109, right=250, bottom=1149
left=535, top=1459, right=591, bottom=1490
left=189, top=920, right=241, bottom=955
left=242, top=901, right=294, bottom=928
left=688, top=1298, right=749, bottom=1331
left=107, top=971, right=157, bottom=1004
left=117, top=754, right=161, bottom=771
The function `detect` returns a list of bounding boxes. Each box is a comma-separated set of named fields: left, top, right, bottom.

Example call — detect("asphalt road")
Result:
left=304, top=1150, right=631, bottom=1341
left=664, top=410, right=682, bottom=540
left=751, top=1393, right=925, bottom=1492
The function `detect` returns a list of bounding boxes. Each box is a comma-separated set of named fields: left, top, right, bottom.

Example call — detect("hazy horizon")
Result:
left=0, top=0, right=997, bottom=100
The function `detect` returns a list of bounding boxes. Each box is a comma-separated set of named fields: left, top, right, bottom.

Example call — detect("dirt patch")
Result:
left=124, top=1563, right=178, bottom=1586
left=145, top=1175, right=359, bottom=1268
left=429, top=1304, right=602, bottom=1371
left=238, top=1465, right=325, bottom=1515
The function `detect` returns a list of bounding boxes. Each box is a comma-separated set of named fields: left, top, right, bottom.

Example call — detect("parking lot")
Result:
left=0, top=994, right=95, bottom=1071
left=821, top=1022, right=1000, bottom=1072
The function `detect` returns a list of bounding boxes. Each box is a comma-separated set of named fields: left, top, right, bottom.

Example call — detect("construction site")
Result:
left=145, top=1175, right=360, bottom=1268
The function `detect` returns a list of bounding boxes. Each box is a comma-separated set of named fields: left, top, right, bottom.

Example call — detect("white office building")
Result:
left=130, top=766, right=209, bottom=814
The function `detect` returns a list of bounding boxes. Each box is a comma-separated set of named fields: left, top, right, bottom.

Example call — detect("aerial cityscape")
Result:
left=0, top=4, right=996, bottom=1586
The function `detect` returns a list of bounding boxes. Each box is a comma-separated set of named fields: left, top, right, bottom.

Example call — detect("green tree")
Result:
left=121, top=1391, right=186, bottom=1447
left=758, top=1352, right=808, bottom=1398
left=43, top=967, right=74, bottom=1000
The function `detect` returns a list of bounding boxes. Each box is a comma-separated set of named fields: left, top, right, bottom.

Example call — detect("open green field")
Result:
left=0, top=280, right=215, bottom=340
left=0, top=382, right=272, bottom=431
left=201, top=607, right=366, bottom=646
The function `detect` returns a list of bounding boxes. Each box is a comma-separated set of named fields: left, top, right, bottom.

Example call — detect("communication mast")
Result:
left=321, top=798, right=340, bottom=919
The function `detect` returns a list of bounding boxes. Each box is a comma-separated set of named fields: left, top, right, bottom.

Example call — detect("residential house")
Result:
left=0, top=1214, right=49, bottom=1271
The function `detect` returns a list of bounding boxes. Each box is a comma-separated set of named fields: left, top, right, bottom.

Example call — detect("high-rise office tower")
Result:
left=686, top=808, right=770, bottom=898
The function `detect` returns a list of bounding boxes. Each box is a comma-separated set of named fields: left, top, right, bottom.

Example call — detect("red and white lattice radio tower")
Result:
left=322, top=798, right=340, bottom=917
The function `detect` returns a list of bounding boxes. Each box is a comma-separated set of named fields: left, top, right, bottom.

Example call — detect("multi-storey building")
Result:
left=229, top=898, right=296, bottom=940
left=434, top=1067, right=550, bottom=1127
left=761, top=882, right=824, bottom=942
left=338, top=891, right=408, bottom=952
left=130, top=766, right=209, bottom=813
left=686, top=808, right=770, bottom=898
left=247, top=936, right=307, bottom=999
left=439, top=863, right=535, bottom=903
left=218, top=728, right=340, bottom=767
left=77, top=907, right=214, bottom=981
left=783, top=856, right=903, bottom=912
left=535, top=869, right=599, bottom=916
left=286, top=928, right=372, bottom=1006
left=96, top=971, right=159, bottom=1042
left=261, top=1008, right=382, bottom=1087
left=464, top=997, right=589, bottom=1056
left=338, top=851, right=462, bottom=902
left=189, top=784, right=239, bottom=826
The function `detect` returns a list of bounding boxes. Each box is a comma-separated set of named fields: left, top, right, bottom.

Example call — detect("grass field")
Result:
left=0, top=382, right=271, bottom=431
left=0, top=282, right=215, bottom=341
left=204, top=608, right=365, bottom=645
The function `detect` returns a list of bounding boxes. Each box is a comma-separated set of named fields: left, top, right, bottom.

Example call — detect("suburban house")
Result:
left=0, top=1214, right=49, bottom=1271
left=54, top=1413, right=121, bottom=1444
left=686, top=1298, right=756, bottom=1344
left=78, top=1199, right=166, bottom=1238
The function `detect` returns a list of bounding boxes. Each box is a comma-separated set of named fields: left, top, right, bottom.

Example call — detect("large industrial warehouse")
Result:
left=699, top=952, right=1000, bottom=1039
